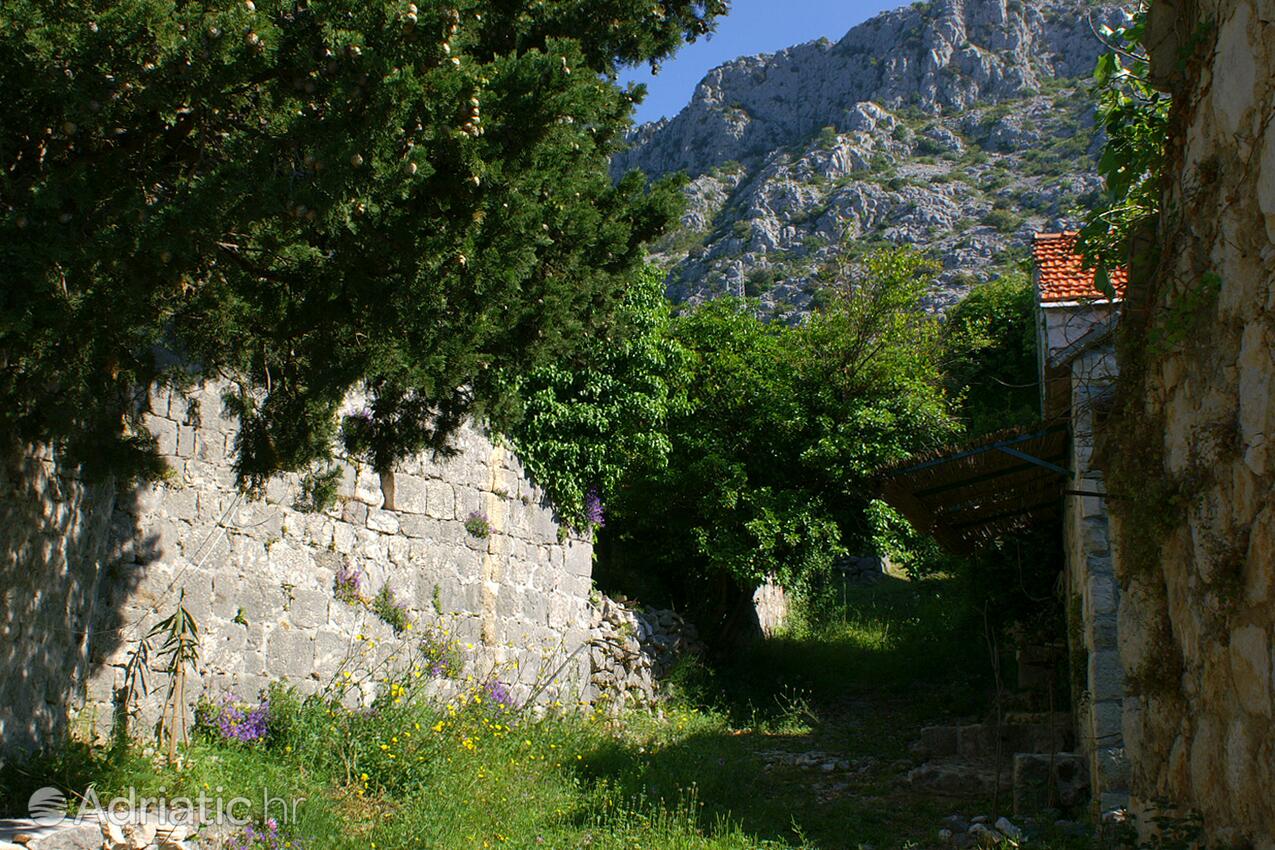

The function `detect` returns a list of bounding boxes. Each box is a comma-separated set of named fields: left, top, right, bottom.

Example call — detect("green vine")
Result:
left=1077, top=5, right=1171, bottom=295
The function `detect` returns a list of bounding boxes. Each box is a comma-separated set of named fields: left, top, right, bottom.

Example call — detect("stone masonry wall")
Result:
left=1107, top=1, right=1275, bottom=845
left=0, top=446, right=118, bottom=754
left=0, top=381, right=594, bottom=756
left=1062, top=345, right=1127, bottom=815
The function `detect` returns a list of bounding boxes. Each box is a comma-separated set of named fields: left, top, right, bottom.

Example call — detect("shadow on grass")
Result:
left=572, top=574, right=1003, bottom=849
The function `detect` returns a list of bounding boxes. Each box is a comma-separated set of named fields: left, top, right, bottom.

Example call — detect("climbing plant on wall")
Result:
left=1078, top=4, right=1170, bottom=292
left=500, top=265, right=685, bottom=530
left=0, top=0, right=725, bottom=484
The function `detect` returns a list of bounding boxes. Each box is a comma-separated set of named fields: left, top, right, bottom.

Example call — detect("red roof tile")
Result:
left=1033, top=232, right=1128, bottom=303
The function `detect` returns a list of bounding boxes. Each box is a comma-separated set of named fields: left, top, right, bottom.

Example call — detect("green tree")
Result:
left=0, top=0, right=725, bottom=483
left=942, top=274, right=1040, bottom=437
left=501, top=265, right=685, bottom=529
left=604, top=249, right=958, bottom=641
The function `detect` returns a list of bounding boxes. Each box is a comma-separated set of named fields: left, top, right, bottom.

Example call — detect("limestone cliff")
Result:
left=616, top=0, right=1132, bottom=313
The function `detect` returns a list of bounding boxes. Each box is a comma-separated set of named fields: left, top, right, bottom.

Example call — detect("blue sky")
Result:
left=619, top=0, right=903, bottom=125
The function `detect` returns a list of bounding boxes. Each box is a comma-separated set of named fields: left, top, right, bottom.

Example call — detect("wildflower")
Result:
left=483, top=680, right=516, bottom=709
left=584, top=488, right=605, bottom=528
left=198, top=693, right=269, bottom=744
left=334, top=566, right=364, bottom=604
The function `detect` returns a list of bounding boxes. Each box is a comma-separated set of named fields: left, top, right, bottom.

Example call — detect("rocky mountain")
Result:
left=616, top=0, right=1132, bottom=314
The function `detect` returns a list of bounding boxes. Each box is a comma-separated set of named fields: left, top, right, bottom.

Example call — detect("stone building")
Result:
left=0, top=381, right=596, bottom=757
left=1032, top=232, right=1129, bottom=815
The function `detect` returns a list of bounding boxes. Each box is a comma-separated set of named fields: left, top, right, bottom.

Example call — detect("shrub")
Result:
left=604, top=248, right=959, bottom=644
left=464, top=511, right=491, bottom=539
left=372, top=585, right=411, bottom=634
left=942, top=274, right=1040, bottom=435
left=982, top=207, right=1023, bottom=234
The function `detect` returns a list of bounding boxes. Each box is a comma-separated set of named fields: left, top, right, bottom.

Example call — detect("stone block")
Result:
left=565, top=540, right=592, bottom=578
left=1090, top=699, right=1124, bottom=747
left=176, top=425, right=197, bottom=458
left=332, top=522, right=357, bottom=555
left=1228, top=624, right=1272, bottom=717
left=916, top=725, right=959, bottom=758
left=1095, top=745, right=1130, bottom=789
left=267, top=626, right=316, bottom=678
left=145, top=415, right=179, bottom=457
left=453, top=486, right=484, bottom=521
left=1086, top=573, right=1118, bottom=617
left=208, top=622, right=249, bottom=657
left=395, top=475, right=430, bottom=514
left=163, top=487, right=199, bottom=522
left=1082, top=517, right=1110, bottom=556
left=386, top=534, right=411, bottom=566
left=197, top=431, right=227, bottom=463
left=353, top=466, right=383, bottom=506
left=342, top=500, right=368, bottom=526
left=1088, top=649, right=1125, bottom=702
left=367, top=509, right=400, bottom=535
left=1086, top=611, right=1116, bottom=652
left=398, top=514, right=436, bottom=541
left=314, top=630, right=348, bottom=669
left=1012, top=752, right=1088, bottom=815
left=495, top=586, right=520, bottom=620
left=437, top=580, right=480, bottom=614
left=427, top=480, right=456, bottom=520
left=288, top=588, right=330, bottom=629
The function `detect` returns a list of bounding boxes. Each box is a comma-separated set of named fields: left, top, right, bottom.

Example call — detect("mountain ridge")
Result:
left=617, top=0, right=1133, bottom=315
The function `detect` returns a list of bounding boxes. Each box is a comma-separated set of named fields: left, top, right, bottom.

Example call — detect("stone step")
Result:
left=914, top=713, right=1074, bottom=761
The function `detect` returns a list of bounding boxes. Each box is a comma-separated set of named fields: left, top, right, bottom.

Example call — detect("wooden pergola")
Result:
left=877, top=424, right=1072, bottom=555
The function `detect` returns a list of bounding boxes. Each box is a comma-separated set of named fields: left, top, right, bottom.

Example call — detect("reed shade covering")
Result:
left=877, top=425, right=1070, bottom=554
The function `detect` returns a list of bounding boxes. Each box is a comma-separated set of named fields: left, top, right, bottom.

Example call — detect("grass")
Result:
left=2, top=576, right=1079, bottom=850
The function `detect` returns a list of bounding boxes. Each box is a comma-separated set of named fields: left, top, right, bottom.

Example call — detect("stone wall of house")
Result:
left=0, top=381, right=595, bottom=757
left=1062, top=345, right=1127, bottom=815
left=1105, top=1, right=1275, bottom=845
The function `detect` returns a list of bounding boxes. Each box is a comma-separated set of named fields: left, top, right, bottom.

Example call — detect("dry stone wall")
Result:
left=0, top=381, right=595, bottom=756
left=589, top=594, right=705, bottom=712
left=1106, top=1, right=1275, bottom=845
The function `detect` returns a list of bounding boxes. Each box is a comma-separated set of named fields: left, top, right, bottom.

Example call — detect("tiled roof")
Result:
left=1033, top=232, right=1128, bottom=303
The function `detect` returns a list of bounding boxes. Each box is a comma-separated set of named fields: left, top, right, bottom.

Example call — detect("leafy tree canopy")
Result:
left=604, top=248, right=959, bottom=621
left=501, top=264, right=685, bottom=529
left=0, top=0, right=726, bottom=484
left=941, top=273, right=1039, bottom=438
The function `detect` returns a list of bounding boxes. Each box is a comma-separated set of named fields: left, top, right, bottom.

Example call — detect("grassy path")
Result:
left=588, top=575, right=999, bottom=849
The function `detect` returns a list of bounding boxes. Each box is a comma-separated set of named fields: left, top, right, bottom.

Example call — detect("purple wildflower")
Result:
left=227, top=818, right=301, bottom=850
left=334, top=566, right=363, bottom=604
left=585, top=488, right=605, bottom=528
left=464, top=510, right=491, bottom=539
left=484, top=680, right=517, bottom=709
left=209, top=692, right=270, bottom=743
